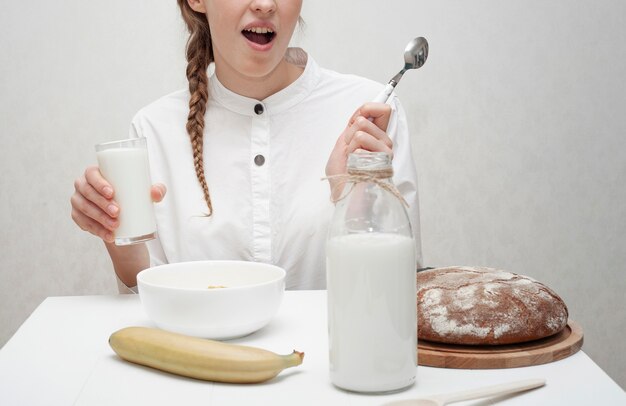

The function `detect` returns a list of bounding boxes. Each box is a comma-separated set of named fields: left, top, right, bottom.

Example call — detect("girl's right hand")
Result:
left=70, top=166, right=166, bottom=243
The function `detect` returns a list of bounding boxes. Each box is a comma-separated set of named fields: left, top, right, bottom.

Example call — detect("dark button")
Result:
left=254, top=154, right=265, bottom=166
left=254, top=103, right=264, bottom=115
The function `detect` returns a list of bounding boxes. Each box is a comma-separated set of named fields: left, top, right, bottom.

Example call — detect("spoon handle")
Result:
left=372, top=82, right=397, bottom=104
left=440, top=378, right=546, bottom=404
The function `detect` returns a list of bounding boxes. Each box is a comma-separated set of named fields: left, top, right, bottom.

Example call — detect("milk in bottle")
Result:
left=326, top=152, right=417, bottom=393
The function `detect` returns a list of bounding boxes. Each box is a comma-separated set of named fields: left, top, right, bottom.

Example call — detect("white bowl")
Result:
left=137, top=260, right=286, bottom=340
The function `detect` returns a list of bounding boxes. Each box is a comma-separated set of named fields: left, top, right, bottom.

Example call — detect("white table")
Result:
left=0, top=291, right=623, bottom=405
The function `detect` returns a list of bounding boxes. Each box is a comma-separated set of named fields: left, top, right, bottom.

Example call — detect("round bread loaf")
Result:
left=417, top=266, right=568, bottom=345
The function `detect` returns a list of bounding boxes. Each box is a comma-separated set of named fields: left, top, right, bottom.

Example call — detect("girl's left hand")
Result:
left=325, top=102, right=393, bottom=200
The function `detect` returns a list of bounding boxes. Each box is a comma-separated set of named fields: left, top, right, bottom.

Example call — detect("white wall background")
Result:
left=1, top=0, right=624, bottom=389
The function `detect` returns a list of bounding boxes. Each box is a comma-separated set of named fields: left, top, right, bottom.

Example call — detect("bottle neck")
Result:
left=346, top=167, right=393, bottom=183
left=347, top=152, right=392, bottom=177
left=344, top=152, right=406, bottom=205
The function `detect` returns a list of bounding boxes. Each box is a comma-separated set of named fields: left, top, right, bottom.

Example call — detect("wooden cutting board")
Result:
left=417, top=320, right=583, bottom=369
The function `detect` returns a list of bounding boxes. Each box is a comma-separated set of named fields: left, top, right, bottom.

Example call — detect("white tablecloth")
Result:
left=0, top=291, right=623, bottom=405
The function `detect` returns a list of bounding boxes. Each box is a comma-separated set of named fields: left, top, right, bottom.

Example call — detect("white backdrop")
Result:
left=1, top=0, right=624, bottom=388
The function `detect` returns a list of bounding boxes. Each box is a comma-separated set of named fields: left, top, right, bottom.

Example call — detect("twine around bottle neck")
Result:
left=323, top=166, right=408, bottom=207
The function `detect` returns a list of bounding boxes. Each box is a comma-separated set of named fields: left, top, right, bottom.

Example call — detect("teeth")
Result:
left=244, top=27, right=274, bottom=34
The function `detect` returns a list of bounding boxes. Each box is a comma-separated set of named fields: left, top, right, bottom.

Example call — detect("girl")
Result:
left=70, top=0, right=422, bottom=290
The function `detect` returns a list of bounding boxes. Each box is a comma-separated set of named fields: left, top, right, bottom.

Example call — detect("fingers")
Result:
left=71, top=166, right=166, bottom=242
left=348, top=102, right=392, bottom=132
left=71, top=166, right=119, bottom=241
left=78, top=167, right=119, bottom=218
left=325, top=102, right=393, bottom=200
left=85, top=166, right=114, bottom=200
left=347, top=130, right=393, bottom=157
left=70, top=189, right=119, bottom=242
left=342, top=102, right=394, bottom=158
left=151, top=183, right=167, bottom=203
left=70, top=198, right=116, bottom=243
left=344, top=116, right=393, bottom=150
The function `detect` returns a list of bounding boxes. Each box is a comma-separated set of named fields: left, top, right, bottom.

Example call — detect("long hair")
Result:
left=177, top=0, right=214, bottom=215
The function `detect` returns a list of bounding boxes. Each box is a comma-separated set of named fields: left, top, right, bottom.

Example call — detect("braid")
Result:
left=178, top=1, right=214, bottom=215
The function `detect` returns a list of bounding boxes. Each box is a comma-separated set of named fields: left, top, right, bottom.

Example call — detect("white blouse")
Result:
left=130, top=49, right=422, bottom=290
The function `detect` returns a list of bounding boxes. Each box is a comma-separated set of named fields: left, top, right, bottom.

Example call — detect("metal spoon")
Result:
left=383, top=378, right=546, bottom=406
left=372, top=37, right=429, bottom=104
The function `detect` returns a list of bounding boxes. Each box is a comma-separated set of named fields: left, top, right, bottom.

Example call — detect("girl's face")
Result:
left=189, top=0, right=302, bottom=84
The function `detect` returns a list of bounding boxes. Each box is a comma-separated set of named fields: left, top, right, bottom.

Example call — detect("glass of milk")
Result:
left=326, top=152, right=417, bottom=393
left=95, top=137, right=157, bottom=245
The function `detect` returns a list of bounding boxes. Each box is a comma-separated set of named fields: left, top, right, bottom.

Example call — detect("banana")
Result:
left=109, top=326, right=304, bottom=383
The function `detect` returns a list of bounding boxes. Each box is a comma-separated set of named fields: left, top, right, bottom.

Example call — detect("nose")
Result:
left=250, top=0, right=276, bottom=14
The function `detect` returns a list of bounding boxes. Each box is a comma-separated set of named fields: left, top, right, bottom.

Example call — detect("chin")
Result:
left=241, top=56, right=285, bottom=78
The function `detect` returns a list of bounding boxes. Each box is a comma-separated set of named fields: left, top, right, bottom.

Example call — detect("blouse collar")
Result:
left=208, top=48, right=320, bottom=116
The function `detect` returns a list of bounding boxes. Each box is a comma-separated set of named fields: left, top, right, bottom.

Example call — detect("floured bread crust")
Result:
left=417, top=267, right=568, bottom=345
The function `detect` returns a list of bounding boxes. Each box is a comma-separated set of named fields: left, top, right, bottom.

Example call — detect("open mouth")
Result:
left=242, top=27, right=276, bottom=45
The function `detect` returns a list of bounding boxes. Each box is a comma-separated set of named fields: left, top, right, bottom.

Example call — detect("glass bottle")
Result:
left=326, top=151, right=417, bottom=393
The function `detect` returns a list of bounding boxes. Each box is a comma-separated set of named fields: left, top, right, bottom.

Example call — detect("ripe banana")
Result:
left=109, top=326, right=304, bottom=383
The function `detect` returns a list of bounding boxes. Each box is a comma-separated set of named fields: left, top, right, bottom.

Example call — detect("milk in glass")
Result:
left=96, top=138, right=156, bottom=245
